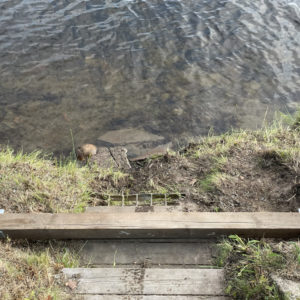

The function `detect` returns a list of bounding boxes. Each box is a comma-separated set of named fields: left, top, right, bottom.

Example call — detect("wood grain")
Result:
left=63, top=268, right=225, bottom=295
left=81, top=295, right=229, bottom=299
left=81, top=240, right=214, bottom=265
left=1, top=212, right=300, bottom=239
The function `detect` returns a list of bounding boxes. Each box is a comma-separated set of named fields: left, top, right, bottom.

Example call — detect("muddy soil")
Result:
left=127, top=151, right=298, bottom=212
left=90, top=128, right=300, bottom=213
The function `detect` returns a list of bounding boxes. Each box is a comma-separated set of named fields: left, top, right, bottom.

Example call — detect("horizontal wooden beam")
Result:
left=1, top=212, right=300, bottom=240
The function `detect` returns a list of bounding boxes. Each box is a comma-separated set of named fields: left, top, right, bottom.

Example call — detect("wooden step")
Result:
left=1, top=212, right=300, bottom=239
left=81, top=240, right=215, bottom=266
left=80, top=296, right=229, bottom=299
left=62, top=267, right=226, bottom=296
left=85, top=206, right=181, bottom=213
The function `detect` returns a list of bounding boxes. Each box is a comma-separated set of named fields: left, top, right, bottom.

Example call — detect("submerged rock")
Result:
left=97, top=127, right=170, bottom=159
left=130, top=142, right=172, bottom=161
left=98, top=128, right=164, bottom=145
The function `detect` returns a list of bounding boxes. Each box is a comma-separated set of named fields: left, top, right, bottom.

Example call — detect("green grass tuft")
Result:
left=218, top=235, right=287, bottom=300
left=0, top=147, right=130, bottom=213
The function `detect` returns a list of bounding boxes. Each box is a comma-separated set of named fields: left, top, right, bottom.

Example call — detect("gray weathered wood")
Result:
left=88, top=147, right=131, bottom=169
left=82, top=240, right=214, bottom=265
left=89, top=147, right=118, bottom=169
left=80, top=296, right=229, bottom=299
left=109, top=147, right=131, bottom=169
left=1, top=212, right=300, bottom=239
left=85, top=206, right=180, bottom=213
left=63, top=268, right=225, bottom=295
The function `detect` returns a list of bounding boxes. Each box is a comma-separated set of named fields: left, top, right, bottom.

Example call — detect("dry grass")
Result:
left=0, top=149, right=130, bottom=213
left=216, top=236, right=300, bottom=299
left=0, top=239, right=84, bottom=300
left=0, top=110, right=298, bottom=213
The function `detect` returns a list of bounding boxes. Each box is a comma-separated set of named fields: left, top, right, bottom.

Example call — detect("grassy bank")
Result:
left=0, top=239, right=84, bottom=300
left=0, top=110, right=298, bottom=299
left=0, top=149, right=129, bottom=213
left=0, top=110, right=299, bottom=213
left=216, top=236, right=300, bottom=299
left=129, top=110, right=299, bottom=212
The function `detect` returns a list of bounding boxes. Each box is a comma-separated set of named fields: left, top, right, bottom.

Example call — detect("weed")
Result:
left=215, top=240, right=233, bottom=267
left=199, top=172, right=227, bottom=192
left=218, top=235, right=286, bottom=299
left=291, top=242, right=300, bottom=265
left=55, top=248, right=80, bottom=268
left=0, top=239, right=85, bottom=299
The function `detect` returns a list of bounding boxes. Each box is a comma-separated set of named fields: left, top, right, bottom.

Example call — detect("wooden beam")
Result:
left=85, top=206, right=180, bottom=213
left=1, top=212, right=300, bottom=239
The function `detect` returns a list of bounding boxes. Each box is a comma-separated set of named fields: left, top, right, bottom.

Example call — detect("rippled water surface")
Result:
left=0, top=0, right=299, bottom=156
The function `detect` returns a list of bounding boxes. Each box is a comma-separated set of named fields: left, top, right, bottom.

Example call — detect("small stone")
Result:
left=65, top=279, right=77, bottom=290
left=271, top=275, right=300, bottom=300
left=189, top=179, right=197, bottom=186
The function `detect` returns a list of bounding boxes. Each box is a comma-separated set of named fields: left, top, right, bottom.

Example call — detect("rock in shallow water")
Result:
left=98, top=128, right=164, bottom=145
left=97, top=127, right=170, bottom=159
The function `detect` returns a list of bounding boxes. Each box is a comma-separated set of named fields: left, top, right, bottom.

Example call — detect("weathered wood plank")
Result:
left=1, top=212, right=300, bottom=239
left=80, top=296, right=229, bottom=299
left=85, top=206, right=181, bottom=213
left=81, top=240, right=214, bottom=265
left=89, top=147, right=131, bottom=170
left=63, top=268, right=225, bottom=295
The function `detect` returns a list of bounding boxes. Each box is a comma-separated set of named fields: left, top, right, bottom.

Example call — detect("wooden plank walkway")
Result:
left=85, top=206, right=182, bottom=213
left=68, top=237, right=227, bottom=299
left=63, top=268, right=226, bottom=297
left=80, top=296, right=229, bottom=300
left=2, top=210, right=297, bottom=299
left=1, top=212, right=300, bottom=239
left=81, top=239, right=215, bottom=266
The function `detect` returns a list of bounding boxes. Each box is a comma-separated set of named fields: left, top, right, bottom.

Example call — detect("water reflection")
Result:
left=0, top=0, right=299, bottom=156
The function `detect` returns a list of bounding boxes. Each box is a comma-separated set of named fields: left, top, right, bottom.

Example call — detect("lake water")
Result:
left=0, top=0, right=299, bottom=157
